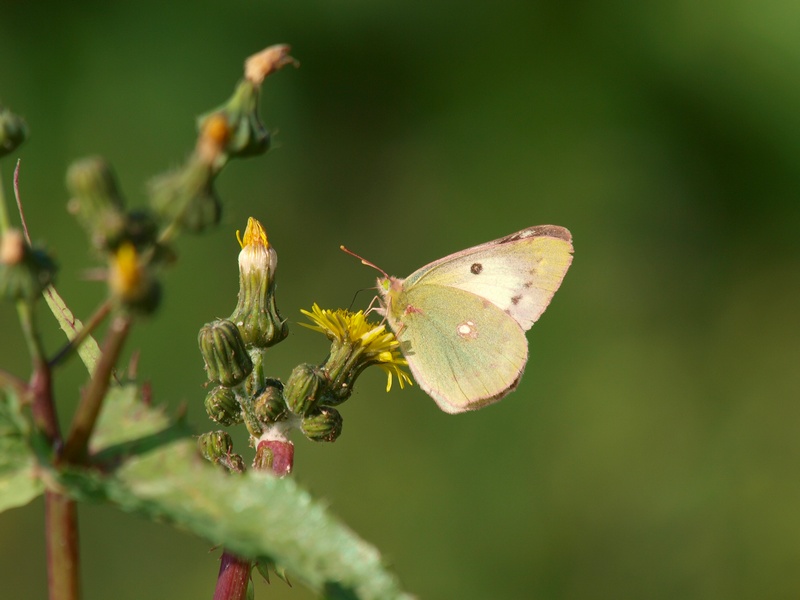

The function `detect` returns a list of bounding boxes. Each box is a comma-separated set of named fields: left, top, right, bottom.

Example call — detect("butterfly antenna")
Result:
left=340, top=245, right=389, bottom=279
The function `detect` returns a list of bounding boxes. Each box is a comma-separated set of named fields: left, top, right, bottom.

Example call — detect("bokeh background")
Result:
left=2, top=2, right=800, bottom=599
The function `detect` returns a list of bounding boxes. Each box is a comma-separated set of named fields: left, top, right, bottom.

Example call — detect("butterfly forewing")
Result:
left=403, top=226, right=573, bottom=330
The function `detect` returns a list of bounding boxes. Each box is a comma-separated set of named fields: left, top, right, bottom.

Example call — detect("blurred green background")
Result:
left=2, top=1, right=800, bottom=599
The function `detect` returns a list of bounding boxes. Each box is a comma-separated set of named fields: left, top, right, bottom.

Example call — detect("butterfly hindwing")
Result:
left=386, top=284, right=528, bottom=413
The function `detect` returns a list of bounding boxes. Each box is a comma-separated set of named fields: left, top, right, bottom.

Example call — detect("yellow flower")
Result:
left=300, top=303, right=412, bottom=392
left=108, top=242, right=160, bottom=312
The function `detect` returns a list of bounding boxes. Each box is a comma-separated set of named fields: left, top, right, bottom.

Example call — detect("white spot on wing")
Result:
left=456, top=320, right=478, bottom=340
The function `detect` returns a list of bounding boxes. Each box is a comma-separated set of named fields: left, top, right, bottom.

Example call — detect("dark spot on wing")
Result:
left=523, top=281, right=533, bottom=288
left=470, top=263, right=483, bottom=274
left=511, top=295, right=522, bottom=305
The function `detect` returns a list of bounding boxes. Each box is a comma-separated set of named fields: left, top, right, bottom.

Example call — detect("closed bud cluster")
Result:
left=229, top=218, right=287, bottom=348
left=0, top=229, right=57, bottom=302
left=204, top=386, right=242, bottom=426
left=198, top=319, right=253, bottom=387
left=301, top=407, right=342, bottom=443
left=284, top=363, right=327, bottom=417
left=0, top=105, right=28, bottom=157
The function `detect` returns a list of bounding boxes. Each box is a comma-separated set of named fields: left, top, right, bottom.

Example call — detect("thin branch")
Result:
left=62, top=313, right=133, bottom=464
left=13, top=159, right=31, bottom=243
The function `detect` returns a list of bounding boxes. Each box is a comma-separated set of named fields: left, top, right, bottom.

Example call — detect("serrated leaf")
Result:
left=0, top=389, right=44, bottom=511
left=57, top=384, right=413, bottom=600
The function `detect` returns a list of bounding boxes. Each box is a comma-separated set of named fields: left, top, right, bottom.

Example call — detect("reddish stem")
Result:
left=213, top=553, right=252, bottom=600
left=45, top=490, right=80, bottom=600
left=212, top=439, right=295, bottom=600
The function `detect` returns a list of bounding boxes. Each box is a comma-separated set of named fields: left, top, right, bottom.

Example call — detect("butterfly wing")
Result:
left=403, top=225, right=573, bottom=331
left=386, top=283, right=528, bottom=413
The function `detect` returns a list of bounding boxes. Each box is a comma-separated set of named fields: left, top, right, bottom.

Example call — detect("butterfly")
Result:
left=373, top=225, right=573, bottom=413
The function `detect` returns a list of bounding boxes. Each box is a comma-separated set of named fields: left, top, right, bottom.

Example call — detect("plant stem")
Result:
left=213, top=553, right=252, bottom=600
left=62, top=313, right=132, bottom=464
left=45, top=490, right=80, bottom=600
left=213, top=439, right=295, bottom=599
left=21, top=310, right=81, bottom=600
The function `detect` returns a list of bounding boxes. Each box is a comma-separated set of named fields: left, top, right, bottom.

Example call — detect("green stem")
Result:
left=62, top=313, right=133, bottom=463
left=49, top=299, right=113, bottom=369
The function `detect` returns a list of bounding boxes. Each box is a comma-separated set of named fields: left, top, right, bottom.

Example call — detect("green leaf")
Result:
left=0, top=389, right=44, bottom=511
left=43, top=284, right=102, bottom=374
left=59, top=385, right=412, bottom=600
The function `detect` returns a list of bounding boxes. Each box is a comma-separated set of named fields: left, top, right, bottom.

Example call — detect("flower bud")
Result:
left=198, top=431, right=245, bottom=473
left=148, top=156, right=220, bottom=233
left=0, top=105, right=28, bottom=157
left=254, top=439, right=294, bottom=476
left=229, top=218, right=288, bottom=348
left=197, top=81, right=269, bottom=160
left=198, top=430, right=233, bottom=461
left=0, top=230, right=57, bottom=302
left=66, top=156, right=124, bottom=232
left=204, top=386, right=242, bottom=426
left=253, top=380, right=286, bottom=425
left=319, top=380, right=353, bottom=407
left=198, top=319, right=253, bottom=387
left=301, top=407, right=343, bottom=443
left=283, top=363, right=326, bottom=416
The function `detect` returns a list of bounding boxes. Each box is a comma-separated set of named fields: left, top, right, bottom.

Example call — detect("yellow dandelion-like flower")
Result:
left=109, top=242, right=144, bottom=300
left=300, top=303, right=412, bottom=392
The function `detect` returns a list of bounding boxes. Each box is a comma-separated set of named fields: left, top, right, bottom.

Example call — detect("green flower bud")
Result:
left=0, top=105, right=28, bottom=157
left=284, top=363, right=326, bottom=416
left=149, top=156, right=220, bottom=233
left=301, top=407, right=343, bottom=443
left=204, top=386, right=242, bottom=426
left=198, top=431, right=245, bottom=473
left=65, top=157, right=129, bottom=250
left=198, top=430, right=233, bottom=460
left=319, top=380, right=353, bottom=407
left=198, top=81, right=269, bottom=160
left=253, top=380, right=286, bottom=425
left=0, top=230, right=57, bottom=302
left=229, top=218, right=288, bottom=349
left=198, top=319, right=253, bottom=387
